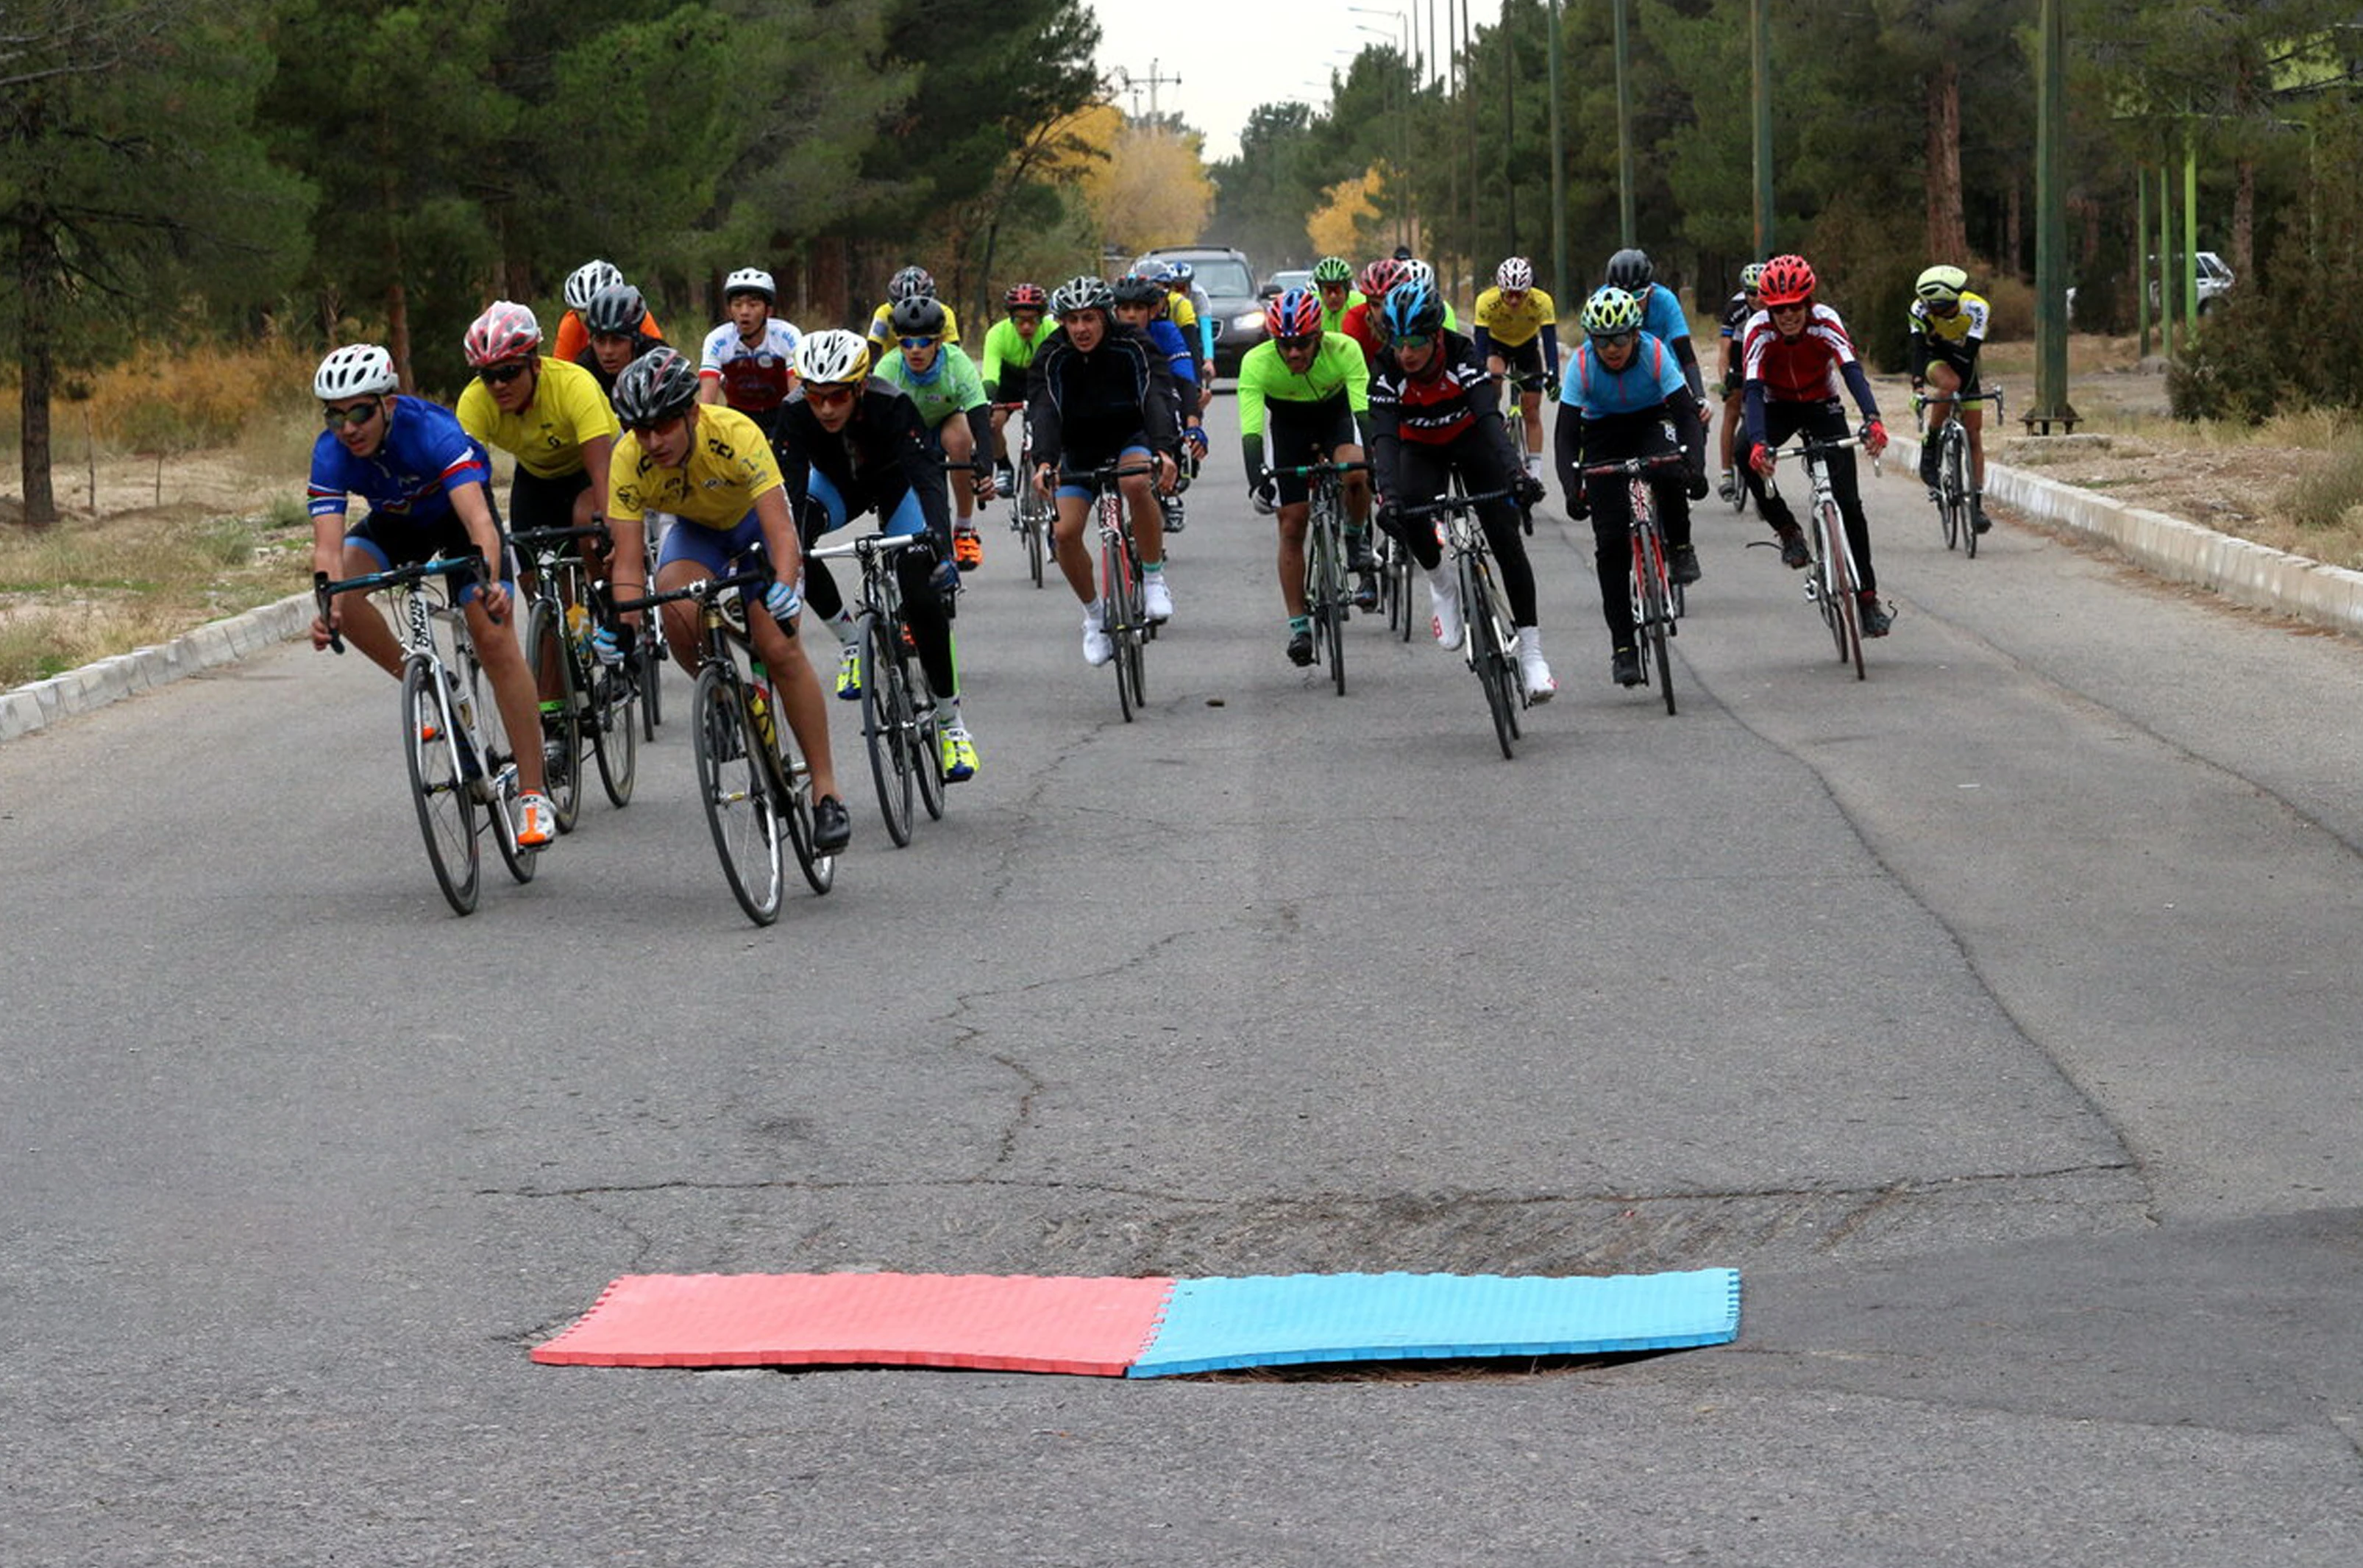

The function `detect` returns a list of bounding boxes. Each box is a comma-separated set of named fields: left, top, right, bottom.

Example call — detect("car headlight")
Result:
left=1232, top=312, right=1265, bottom=335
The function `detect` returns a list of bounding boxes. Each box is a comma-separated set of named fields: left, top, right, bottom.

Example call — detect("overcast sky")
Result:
left=1094, top=1, right=1418, bottom=164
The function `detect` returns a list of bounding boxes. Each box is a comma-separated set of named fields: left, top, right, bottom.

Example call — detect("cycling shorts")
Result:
left=1056, top=441, right=1153, bottom=501
left=1493, top=336, right=1545, bottom=377
left=799, top=468, right=929, bottom=541
left=1268, top=397, right=1360, bottom=507
left=656, top=507, right=766, bottom=578
left=508, top=465, right=589, bottom=537
left=346, top=509, right=509, bottom=605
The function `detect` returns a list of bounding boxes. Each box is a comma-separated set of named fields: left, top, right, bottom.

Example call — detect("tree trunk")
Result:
left=388, top=278, right=413, bottom=393
left=2005, top=182, right=2024, bottom=278
left=16, top=225, right=59, bottom=529
left=1924, top=61, right=1969, bottom=263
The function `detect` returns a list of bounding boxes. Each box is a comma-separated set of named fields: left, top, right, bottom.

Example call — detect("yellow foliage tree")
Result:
left=1080, top=117, right=1214, bottom=255
left=1307, top=166, right=1385, bottom=259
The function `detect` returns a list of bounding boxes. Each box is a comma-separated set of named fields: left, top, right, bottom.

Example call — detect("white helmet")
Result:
left=1400, top=258, right=1437, bottom=289
left=724, top=267, right=776, bottom=303
left=1496, top=256, right=1534, bottom=291
left=564, top=260, right=622, bottom=312
left=796, top=328, right=870, bottom=385
left=313, top=344, right=399, bottom=400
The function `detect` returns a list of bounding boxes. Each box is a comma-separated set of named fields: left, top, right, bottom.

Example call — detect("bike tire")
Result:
left=525, top=601, right=582, bottom=835
left=1311, top=493, right=1347, bottom=696
left=591, top=654, right=638, bottom=808
left=468, top=652, right=538, bottom=886
left=1098, top=513, right=1134, bottom=722
left=636, top=630, right=663, bottom=737
left=1951, top=437, right=1978, bottom=560
left=692, top=663, right=783, bottom=925
left=1462, top=553, right=1516, bottom=760
left=859, top=611, right=915, bottom=847
left=1824, top=505, right=1867, bottom=681
left=402, top=657, right=480, bottom=915
left=914, top=691, right=947, bottom=822
left=778, top=712, right=836, bottom=896
left=1633, top=522, right=1677, bottom=718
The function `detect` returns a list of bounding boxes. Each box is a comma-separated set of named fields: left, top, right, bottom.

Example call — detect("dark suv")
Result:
left=1134, top=246, right=1262, bottom=377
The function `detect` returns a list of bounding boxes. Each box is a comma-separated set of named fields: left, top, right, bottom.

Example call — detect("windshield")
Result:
left=1189, top=260, right=1255, bottom=299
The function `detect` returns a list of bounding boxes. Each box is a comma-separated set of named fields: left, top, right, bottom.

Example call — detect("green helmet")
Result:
left=1580, top=285, right=1644, bottom=337
left=1312, top=256, right=1354, bottom=285
left=1916, top=263, right=1969, bottom=304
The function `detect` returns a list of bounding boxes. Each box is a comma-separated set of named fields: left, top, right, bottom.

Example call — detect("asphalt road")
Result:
left=6, top=394, right=2361, bottom=1565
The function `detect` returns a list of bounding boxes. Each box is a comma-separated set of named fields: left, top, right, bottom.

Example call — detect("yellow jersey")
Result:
left=455, top=356, right=619, bottom=480
left=606, top=404, right=781, bottom=530
left=1473, top=287, right=1558, bottom=349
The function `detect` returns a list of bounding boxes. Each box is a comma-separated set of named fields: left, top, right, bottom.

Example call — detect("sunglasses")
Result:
left=1012, top=313, right=1042, bottom=327
left=1769, top=302, right=1809, bottom=315
left=477, top=362, right=531, bottom=386
left=1318, top=281, right=1348, bottom=293
left=804, top=384, right=856, bottom=410
left=1390, top=332, right=1434, bottom=351
left=625, top=413, right=685, bottom=441
left=322, top=399, right=381, bottom=430
left=1591, top=331, right=1637, bottom=349
left=898, top=336, right=937, bottom=351
left=1276, top=334, right=1319, bottom=353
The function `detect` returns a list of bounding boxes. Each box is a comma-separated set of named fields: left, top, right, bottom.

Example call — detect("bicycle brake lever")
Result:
left=313, top=571, right=345, bottom=655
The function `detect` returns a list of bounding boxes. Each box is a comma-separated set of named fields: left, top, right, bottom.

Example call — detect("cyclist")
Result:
left=864, top=266, right=962, bottom=357
left=1026, top=274, right=1182, bottom=666
left=1339, top=257, right=1407, bottom=364
left=874, top=294, right=995, bottom=572
left=1473, top=255, right=1563, bottom=477
left=1714, top=263, right=1766, bottom=502
left=982, top=282, right=1050, bottom=491
left=1397, top=258, right=1461, bottom=330
left=1159, top=260, right=1218, bottom=402
left=775, top=329, right=978, bottom=784
left=1907, top=263, right=1991, bottom=533
left=573, top=283, right=669, bottom=399
left=1740, top=253, right=1893, bottom=637
left=552, top=259, right=667, bottom=364
left=698, top=267, right=803, bottom=441
left=1554, top=286, right=1709, bottom=688
left=1366, top=277, right=1556, bottom=702
left=305, top=343, right=555, bottom=848
left=456, top=302, right=619, bottom=544
left=1605, top=249, right=1708, bottom=413
left=1310, top=255, right=1362, bottom=332
left=604, top=347, right=853, bottom=850
left=1238, top=286, right=1375, bottom=666
left=1110, top=273, right=1208, bottom=474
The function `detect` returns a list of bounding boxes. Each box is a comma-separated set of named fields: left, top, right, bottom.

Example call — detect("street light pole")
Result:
left=1546, top=0, right=1568, bottom=297
left=1613, top=0, right=1636, bottom=247
left=1750, top=0, right=1773, bottom=257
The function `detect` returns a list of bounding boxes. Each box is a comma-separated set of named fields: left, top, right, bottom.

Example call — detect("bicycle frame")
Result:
left=1765, top=435, right=1869, bottom=679
left=1583, top=453, right=1690, bottom=715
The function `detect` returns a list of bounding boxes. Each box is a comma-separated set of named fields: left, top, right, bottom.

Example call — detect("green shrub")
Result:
left=2278, top=438, right=2363, bottom=532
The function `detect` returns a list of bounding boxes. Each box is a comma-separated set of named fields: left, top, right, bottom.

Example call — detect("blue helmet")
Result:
left=1379, top=278, right=1445, bottom=341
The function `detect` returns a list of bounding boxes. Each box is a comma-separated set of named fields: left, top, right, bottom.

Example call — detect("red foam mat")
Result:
left=530, top=1272, right=1176, bottom=1375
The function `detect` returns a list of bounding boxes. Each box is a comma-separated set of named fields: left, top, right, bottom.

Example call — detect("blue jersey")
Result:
left=1638, top=283, right=1691, bottom=346
left=1561, top=332, right=1688, bottom=418
left=306, top=396, right=490, bottom=524
left=1143, top=318, right=1199, bottom=386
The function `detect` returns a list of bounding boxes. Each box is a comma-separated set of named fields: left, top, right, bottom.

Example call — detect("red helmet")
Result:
left=1264, top=288, right=1322, bottom=341
left=1004, top=282, right=1048, bottom=310
left=1358, top=257, right=1406, bottom=301
left=463, top=301, right=542, bottom=368
left=1756, top=254, right=1816, bottom=308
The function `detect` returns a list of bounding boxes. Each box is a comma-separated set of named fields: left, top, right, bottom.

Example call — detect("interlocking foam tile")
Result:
left=1124, top=1268, right=1742, bottom=1378
left=530, top=1272, right=1175, bottom=1375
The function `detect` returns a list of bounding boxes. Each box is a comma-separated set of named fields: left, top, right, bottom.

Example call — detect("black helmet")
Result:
left=1606, top=248, right=1654, bottom=291
left=611, top=346, right=700, bottom=427
left=888, top=296, right=948, bottom=338
left=583, top=283, right=648, bottom=339
left=1111, top=274, right=1165, bottom=308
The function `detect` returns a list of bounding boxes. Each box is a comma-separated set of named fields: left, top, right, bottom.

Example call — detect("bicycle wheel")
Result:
left=525, top=600, right=582, bottom=835
left=775, top=717, right=836, bottom=895
left=692, top=663, right=783, bottom=925
left=1633, top=523, right=1677, bottom=718
left=909, top=618, right=947, bottom=822
left=859, top=610, right=915, bottom=847
left=636, top=627, right=664, bottom=738
left=1460, top=552, right=1516, bottom=760
left=1950, top=435, right=1978, bottom=560
left=1310, top=494, right=1347, bottom=696
left=1023, top=492, right=1047, bottom=587
left=467, top=652, right=538, bottom=886
left=591, top=653, right=638, bottom=808
left=1099, top=505, right=1137, bottom=721
left=1822, top=502, right=1866, bottom=680
left=402, top=657, right=480, bottom=915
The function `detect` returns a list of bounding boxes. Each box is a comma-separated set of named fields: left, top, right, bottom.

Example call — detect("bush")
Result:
left=1980, top=272, right=2035, bottom=343
left=2278, top=436, right=2363, bottom=532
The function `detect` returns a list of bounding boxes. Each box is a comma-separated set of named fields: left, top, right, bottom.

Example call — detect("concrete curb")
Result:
left=1, top=589, right=315, bottom=744
left=1891, top=433, right=2363, bottom=639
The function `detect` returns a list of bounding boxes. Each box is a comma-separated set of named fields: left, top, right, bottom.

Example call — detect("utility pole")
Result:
left=1503, top=0, right=1518, bottom=257
left=1111, top=60, right=1183, bottom=123
left=2029, top=0, right=2077, bottom=432
left=1750, top=0, right=1773, bottom=257
left=1613, top=0, right=1636, bottom=247
left=1546, top=0, right=1568, bottom=297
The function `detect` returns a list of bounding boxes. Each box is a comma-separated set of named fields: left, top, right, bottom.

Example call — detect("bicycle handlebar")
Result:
left=809, top=532, right=932, bottom=563
left=608, top=565, right=770, bottom=617
left=510, top=522, right=614, bottom=552
left=1277, top=459, right=1373, bottom=478
left=1400, top=488, right=1518, bottom=519
left=1581, top=454, right=1691, bottom=479
left=314, top=555, right=483, bottom=655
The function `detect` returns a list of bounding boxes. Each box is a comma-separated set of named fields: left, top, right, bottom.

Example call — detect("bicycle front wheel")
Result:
left=1633, top=527, right=1677, bottom=719
left=692, top=664, right=783, bottom=925
left=1461, top=554, right=1516, bottom=760
left=1822, top=506, right=1866, bottom=680
left=859, top=611, right=916, bottom=847
left=1950, top=437, right=1978, bottom=560
left=1309, top=498, right=1347, bottom=696
left=525, top=601, right=582, bottom=835
left=591, top=655, right=639, bottom=808
left=402, top=658, right=480, bottom=914
left=468, top=652, right=538, bottom=886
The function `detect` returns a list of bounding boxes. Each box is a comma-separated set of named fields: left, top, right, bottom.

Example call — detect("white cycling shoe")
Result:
left=1081, top=608, right=1115, bottom=667
left=1517, top=627, right=1557, bottom=703
left=1428, top=572, right=1465, bottom=652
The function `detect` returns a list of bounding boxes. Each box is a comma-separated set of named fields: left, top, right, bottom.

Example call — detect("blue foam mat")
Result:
left=1126, top=1268, right=1741, bottom=1378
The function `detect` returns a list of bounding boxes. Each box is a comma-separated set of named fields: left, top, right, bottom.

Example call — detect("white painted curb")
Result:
left=0, top=589, right=314, bottom=744
left=1891, top=433, right=2363, bottom=639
